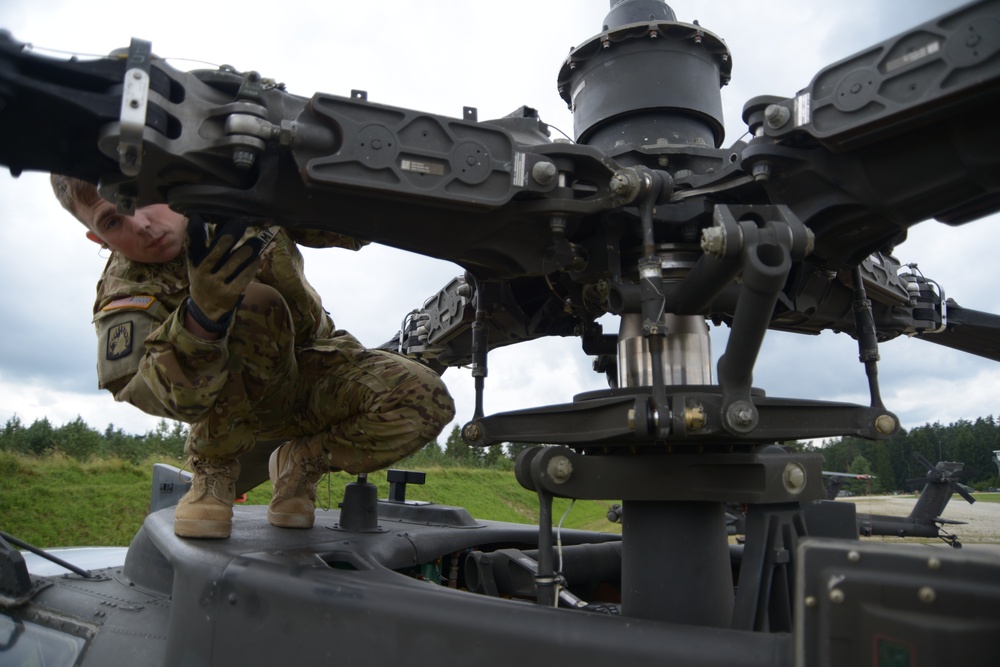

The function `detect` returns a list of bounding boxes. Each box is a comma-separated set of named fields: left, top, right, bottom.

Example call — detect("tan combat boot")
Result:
left=268, top=439, right=329, bottom=528
left=173, top=458, right=240, bottom=539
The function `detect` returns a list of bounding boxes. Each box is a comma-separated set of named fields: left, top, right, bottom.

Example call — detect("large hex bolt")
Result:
left=724, top=400, right=758, bottom=434
left=782, top=462, right=807, bottom=495
left=532, top=160, right=558, bottom=185
left=546, top=455, right=574, bottom=484
left=764, top=103, right=790, bottom=129
left=875, top=414, right=897, bottom=435
left=233, top=149, right=256, bottom=169
left=701, top=226, right=727, bottom=258
left=462, top=422, right=482, bottom=443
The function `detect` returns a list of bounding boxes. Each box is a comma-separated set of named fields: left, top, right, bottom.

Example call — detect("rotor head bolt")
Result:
left=918, top=586, right=936, bottom=604
left=927, top=557, right=941, bottom=571
left=233, top=149, right=256, bottom=169
left=804, top=595, right=817, bottom=608
left=733, top=407, right=753, bottom=426
left=684, top=405, right=706, bottom=431
left=829, top=589, right=845, bottom=604
left=764, top=104, right=790, bottom=129
left=532, top=160, right=558, bottom=185
left=875, top=414, right=896, bottom=435
left=278, top=120, right=295, bottom=146
left=546, top=455, right=573, bottom=484
left=847, top=550, right=861, bottom=563
left=725, top=401, right=758, bottom=433
left=752, top=161, right=771, bottom=182
left=609, top=169, right=641, bottom=200
left=701, top=227, right=727, bottom=257
left=782, top=462, right=807, bottom=495
left=462, top=422, right=482, bottom=442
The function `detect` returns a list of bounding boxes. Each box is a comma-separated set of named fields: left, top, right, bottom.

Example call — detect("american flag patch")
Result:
left=103, top=295, right=156, bottom=311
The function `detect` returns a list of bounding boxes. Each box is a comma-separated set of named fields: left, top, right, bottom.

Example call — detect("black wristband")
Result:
left=185, top=296, right=234, bottom=334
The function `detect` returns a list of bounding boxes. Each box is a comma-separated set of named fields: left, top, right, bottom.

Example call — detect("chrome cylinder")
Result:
left=618, top=313, right=712, bottom=387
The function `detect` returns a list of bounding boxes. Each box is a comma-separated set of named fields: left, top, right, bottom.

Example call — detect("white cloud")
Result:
left=887, top=366, right=1000, bottom=427
left=0, top=379, right=163, bottom=434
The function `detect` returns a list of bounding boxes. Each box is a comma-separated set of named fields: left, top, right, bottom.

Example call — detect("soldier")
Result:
left=51, top=175, right=455, bottom=538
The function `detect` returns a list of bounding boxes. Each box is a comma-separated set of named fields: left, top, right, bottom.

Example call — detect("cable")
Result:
left=555, top=498, right=576, bottom=603
left=548, top=124, right=575, bottom=143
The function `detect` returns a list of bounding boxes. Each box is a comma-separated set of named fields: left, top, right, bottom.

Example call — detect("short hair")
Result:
left=50, top=174, right=101, bottom=227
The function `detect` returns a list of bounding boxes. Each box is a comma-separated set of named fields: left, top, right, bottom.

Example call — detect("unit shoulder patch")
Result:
left=96, top=308, right=156, bottom=390
left=106, top=321, right=133, bottom=360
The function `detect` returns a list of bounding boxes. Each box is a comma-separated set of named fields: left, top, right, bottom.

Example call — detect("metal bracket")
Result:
left=115, top=38, right=152, bottom=215
left=117, top=38, right=152, bottom=179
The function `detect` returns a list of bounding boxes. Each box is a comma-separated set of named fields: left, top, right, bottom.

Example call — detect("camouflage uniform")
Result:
left=92, top=227, right=454, bottom=474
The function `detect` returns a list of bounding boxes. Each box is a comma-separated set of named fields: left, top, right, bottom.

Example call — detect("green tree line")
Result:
left=815, top=416, right=1000, bottom=493
left=4, top=414, right=999, bottom=489
left=0, top=415, right=188, bottom=464
left=0, top=418, right=530, bottom=470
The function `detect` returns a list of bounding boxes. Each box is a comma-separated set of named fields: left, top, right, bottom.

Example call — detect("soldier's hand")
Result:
left=185, top=216, right=265, bottom=334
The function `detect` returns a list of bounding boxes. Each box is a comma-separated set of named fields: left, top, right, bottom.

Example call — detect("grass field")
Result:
left=1, top=452, right=621, bottom=548
left=5, top=451, right=996, bottom=549
left=1, top=452, right=157, bottom=547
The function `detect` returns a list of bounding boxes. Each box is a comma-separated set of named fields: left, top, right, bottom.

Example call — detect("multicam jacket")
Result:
left=92, top=226, right=366, bottom=423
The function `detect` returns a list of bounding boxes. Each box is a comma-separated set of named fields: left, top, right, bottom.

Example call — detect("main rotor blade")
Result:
left=916, top=302, right=1000, bottom=363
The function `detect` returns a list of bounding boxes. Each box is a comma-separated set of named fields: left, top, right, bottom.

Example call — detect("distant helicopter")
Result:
left=854, top=452, right=977, bottom=548
left=698, top=454, right=976, bottom=547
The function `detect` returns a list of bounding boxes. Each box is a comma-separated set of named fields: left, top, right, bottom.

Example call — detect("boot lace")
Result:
left=288, top=455, right=328, bottom=496
left=191, top=461, right=237, bottom=502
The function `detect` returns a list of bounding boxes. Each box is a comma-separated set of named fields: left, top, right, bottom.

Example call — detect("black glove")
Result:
left=185, top=216, right=266, bottom=334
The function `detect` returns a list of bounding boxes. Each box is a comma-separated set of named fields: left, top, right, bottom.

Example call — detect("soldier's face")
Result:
left=79, top=199, right=187, bottom=264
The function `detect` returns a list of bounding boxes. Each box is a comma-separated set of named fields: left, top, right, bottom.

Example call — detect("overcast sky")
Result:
left=1, top=0, right=995, bottom=444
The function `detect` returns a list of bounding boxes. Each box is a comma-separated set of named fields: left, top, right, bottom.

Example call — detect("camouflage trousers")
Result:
left=186, top=283, right=455, bottom=473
